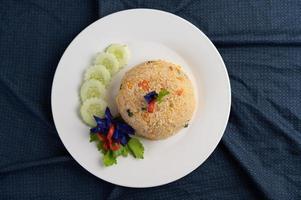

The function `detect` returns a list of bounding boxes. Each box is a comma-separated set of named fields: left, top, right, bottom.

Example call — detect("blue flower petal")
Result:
left=120, top=135, right=129, bottom=145
left=94, top=116, right=106, bottom=126
left=144, top=91, right=158, bottom=103
left=92, top=107, right=135, bottom=145
left=94, top=115, right=102, bottom=124
left=117, top=123, right=135, bottom=135
left=90, top=126, right=99, bottom=133
left=92, top=115, right=109, bottom=133
left=113, top=127, right=119, bottom=140
left=105, top=107, right=113, bottom=123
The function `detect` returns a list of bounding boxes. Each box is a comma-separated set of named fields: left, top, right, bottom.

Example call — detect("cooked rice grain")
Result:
left=116, top=60, right=196, bottom=140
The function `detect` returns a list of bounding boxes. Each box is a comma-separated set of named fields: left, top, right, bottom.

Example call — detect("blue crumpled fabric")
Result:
left=0, top=0, right=300, bottom=199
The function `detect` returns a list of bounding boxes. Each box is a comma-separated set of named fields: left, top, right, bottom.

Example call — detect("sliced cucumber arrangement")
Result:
left=94, top=52, right=120, bottom=75
left=79, top=43, right=130, bottom=127
left=84, top=64, right=111, bottom=86
left=105, top=44, right=130, bottom=67
left=80, top=98, right=107, bottom=127
left=80, top=79, right=106, bottom=102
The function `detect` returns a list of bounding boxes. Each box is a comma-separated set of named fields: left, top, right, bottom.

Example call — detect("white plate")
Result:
left=51, top=9, right=231, bottom=188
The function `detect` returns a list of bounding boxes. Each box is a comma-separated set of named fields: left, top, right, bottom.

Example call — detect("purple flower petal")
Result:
left=117, top=123, right=135, bottom=135
left=105, top=107, right=113, bottom=124
left=144, top=91, right=158, bottom=103
left=93, top=115, right=109, bottom=133
left=90, top=126, right=99, bottom=133
left=113, top=127, right=119, bottom=140
left=92, top=107, right=135, bottom=145
left=94, top=116, right=106, bottom=126
left=120, top=135, right=129, bottom=145
left=93, top=116, right=102, bottom=124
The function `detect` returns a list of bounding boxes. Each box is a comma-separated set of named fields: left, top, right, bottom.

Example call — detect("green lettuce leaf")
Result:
left=157, top=89, right=170, bottom=103
left=103, top=151, right=117, bottom=167
left=127, top=138, right=144, bottom=159
left=89, top=133, right=98, bottom=142
left=113, top=145, right=129, bottom=157
left=97, top=141, right=107, bottom=154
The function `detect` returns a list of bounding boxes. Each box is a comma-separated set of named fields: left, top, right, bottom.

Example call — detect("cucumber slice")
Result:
left=105, top=44, right=130, bottom=67
left=84, top=64, right=111, bottom=86
left=94, top=52, right=119, bottom=75
left=80, top=98, right=107, bottom=127
left=80, top=79, right=106, bottom=102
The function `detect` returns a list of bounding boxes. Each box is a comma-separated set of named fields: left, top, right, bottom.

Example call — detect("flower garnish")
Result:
left=115, top=122, right=134, bottom=145
left=91, top=108, right=132, bottom=149
left=144, top=91, right=158, bottom=103
left=147, top=100, right=156, bottom=113
left=144, top=91, right=158, bottom=113
left=89, top=107, right=144, bottom=166
left=106, top=124, right=120, bottom=151
left=143, top=89, right=169, bottom=112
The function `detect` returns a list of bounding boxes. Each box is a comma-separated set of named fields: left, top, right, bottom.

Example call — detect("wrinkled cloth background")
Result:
left=1, top=1, right=301, bottom=199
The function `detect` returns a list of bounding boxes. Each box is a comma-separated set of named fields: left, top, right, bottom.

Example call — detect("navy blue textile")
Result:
left=0, top=0, right=300, bottom=199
